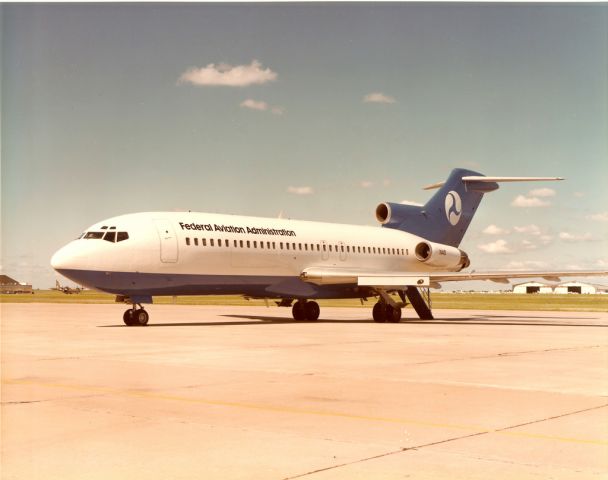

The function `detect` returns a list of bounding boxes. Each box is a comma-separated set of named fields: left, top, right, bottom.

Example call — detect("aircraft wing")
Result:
left=300, top=267, right=608, bottom=288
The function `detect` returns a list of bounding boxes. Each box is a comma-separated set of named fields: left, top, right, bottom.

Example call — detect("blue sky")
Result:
left=2, top=3, right=607, bottom=289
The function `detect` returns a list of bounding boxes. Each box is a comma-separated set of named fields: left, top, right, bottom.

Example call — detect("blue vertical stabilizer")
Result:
left=377, top=168, right=498, bottom=247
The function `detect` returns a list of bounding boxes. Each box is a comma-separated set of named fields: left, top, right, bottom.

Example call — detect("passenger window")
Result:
left=234, top=240, right=237, bottom=247
left=329, top=245, right=332, bottom=252
left=323, top=244, right=326, bottom=251
left=218, top=239, right=222, bottom=247
left=304, top=244, right=308, bottom=251
left=101, top=226, right=108, bottom=230
left=193, top=238, right=198, bottom=246
left=286, top=243, right=290, bottom=250
left=341, top=245, right=344, bottom=252
left=260, top=242, right=264, bottom=249
left=272, top=242, right=276, bottom=249
left=240, top=240, right=244, bottom=248
left=254, top=241, right=257, bottom=248
left=247, top=241, right=250, bottom=248
left=103, top=231, right=116, bottom=242
left=280, top=242, right=284, bottom=249
left=202, top=238, right=207, bottom=247
left=116, top=232, right=129, bottom=242
left=186, top=237, right=191, bottom=246
left=292, top=243, right=296, bottom=250
left=210, top=239, right=214, bottom=247
left=346, top=246, right=350, bottom=253
left=84, top=232, right=104, bottom=239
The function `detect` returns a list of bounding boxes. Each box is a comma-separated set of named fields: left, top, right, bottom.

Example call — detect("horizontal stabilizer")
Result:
left=423, top=176, right=564, bottom=190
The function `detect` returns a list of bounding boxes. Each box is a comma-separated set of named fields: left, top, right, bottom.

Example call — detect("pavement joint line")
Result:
left=283, top=430, right=490, bottom=479
left=4, top=378, right=607, bottom=447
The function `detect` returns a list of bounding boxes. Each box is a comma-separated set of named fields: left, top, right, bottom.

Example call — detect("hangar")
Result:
left=513, top=281, right=605, bottom=294
left=0, top=274, right=33, bottom=294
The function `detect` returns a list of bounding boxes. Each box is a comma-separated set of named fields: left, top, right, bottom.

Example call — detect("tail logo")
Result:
left=445, top=191, right=462, bottom=226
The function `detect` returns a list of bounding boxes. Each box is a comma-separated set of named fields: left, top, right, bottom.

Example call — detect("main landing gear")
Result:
left=291, top=300, right=320, bottom=321
left=123, top=304, right=149, bottom=326
left=372, top=301, right=402, bottom=323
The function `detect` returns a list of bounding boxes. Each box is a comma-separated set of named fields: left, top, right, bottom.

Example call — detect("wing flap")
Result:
left=301, top=266, right=607, bottom=287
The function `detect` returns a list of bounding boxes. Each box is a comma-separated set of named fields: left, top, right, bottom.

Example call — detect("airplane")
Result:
left=50, top=168, right=607, bottom=326
left=52, top=279, right=82, bottom=294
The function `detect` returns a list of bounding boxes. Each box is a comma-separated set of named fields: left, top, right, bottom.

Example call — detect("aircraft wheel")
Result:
left=133, top=308, right=149, bottom=326
left=372, top=302, right=386, bottom=323
left=292, top=301, right=306, bottom=321
left=304, top=301, right=320, bottom=321
left=123, top=309, right=134, bottom=326
left=386, top=305, right=402, bottom=323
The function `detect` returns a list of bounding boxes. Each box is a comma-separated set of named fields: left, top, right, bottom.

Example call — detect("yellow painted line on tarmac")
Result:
left=4, top=378, right=607, bottom=446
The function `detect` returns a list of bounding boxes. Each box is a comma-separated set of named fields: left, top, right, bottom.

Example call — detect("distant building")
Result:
left=0, top=275, right=33, bottom=294
left=512, top=281, right=554, bottom=294
left=553, top=282, right=599, bottom=295
left=512, top=281, right=605, bottom=294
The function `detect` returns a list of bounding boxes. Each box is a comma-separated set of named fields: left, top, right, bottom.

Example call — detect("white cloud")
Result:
left=477, top=239, right=513, bottom=254
left=482, top=224, right=509, bottom=235
left=359, top=181, right=374, bottom=188
left=178, top=60, right=277, bottom=87
left=363, top=92, right=396, bottom=104
left=521, top=239, right=538, bottom=250
left=539, top=235, right=553, bottom=245
left=287, top=186, right=313, bottom=195
left=513, top=224, right=541, bottom=236
left=586, top=212, right=608, bottom=222
left=559, top=232, right=593, bottom=242
left=504, top=260, right=549, bottom=270
left=240, top=99, right=285, bottom=115
left=240, top=99, right=268, bottom=111
left=528, top=188, right=556, bottom=197
left=511, top=195, right=550, bottom=208
left=400, top=200, right=424, bottom=207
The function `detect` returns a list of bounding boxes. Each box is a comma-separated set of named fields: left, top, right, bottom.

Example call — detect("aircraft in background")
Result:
left=51, top=168, right=607, bottom=326
left=52, top=279, right=82, bottom=294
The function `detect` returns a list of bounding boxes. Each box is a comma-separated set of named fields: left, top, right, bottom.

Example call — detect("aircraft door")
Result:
left=153, top=219, right=178, bottom=263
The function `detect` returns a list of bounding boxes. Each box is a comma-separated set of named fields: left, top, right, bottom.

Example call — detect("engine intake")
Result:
left=414, top=240, right=470, bottom=271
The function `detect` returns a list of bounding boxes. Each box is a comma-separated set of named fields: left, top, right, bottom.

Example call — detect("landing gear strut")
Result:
left=292, top=300, right=320, bottom=321
left=123, top=304, right=149, bottom=326
left=372, top=301, right=402, bottom=323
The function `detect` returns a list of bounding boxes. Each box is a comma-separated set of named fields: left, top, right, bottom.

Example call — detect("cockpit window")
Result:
left=103, top=231, right=116, bottom=242
left=116, top=232, right=129, bottom=242
left=84, top=232, right=104, bottom=239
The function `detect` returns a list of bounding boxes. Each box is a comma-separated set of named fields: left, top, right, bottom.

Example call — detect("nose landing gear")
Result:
left=123, top=304, right=149, bottom=326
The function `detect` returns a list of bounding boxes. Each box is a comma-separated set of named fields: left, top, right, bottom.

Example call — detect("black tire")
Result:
left=123, top=309, right=134, bottom=326
left=304, top=301, right=320, bottom=321
left=372, top=302, right=386, bottom=323
left=133, top=308, right=149, bottom=326
left=386, top=305, right=402, bottom=323
left=292, top=301, right=306, bottom=321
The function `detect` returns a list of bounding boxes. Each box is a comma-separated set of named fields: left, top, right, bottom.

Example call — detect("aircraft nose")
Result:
left=51, top=244, right=73, bottom=271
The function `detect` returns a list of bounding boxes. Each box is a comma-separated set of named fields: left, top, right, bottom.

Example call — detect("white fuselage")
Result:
left=51, top=211, right=457, bottom=299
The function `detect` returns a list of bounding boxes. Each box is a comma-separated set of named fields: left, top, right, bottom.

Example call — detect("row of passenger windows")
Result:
left=185, top=237, right=408, bottom=256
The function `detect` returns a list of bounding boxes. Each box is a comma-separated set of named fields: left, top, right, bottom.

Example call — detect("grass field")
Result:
left=1, top=290, right=607, bottom=312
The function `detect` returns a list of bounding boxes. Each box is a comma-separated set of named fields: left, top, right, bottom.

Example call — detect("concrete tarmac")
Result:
left=2, top=303, right=607, bottom=479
